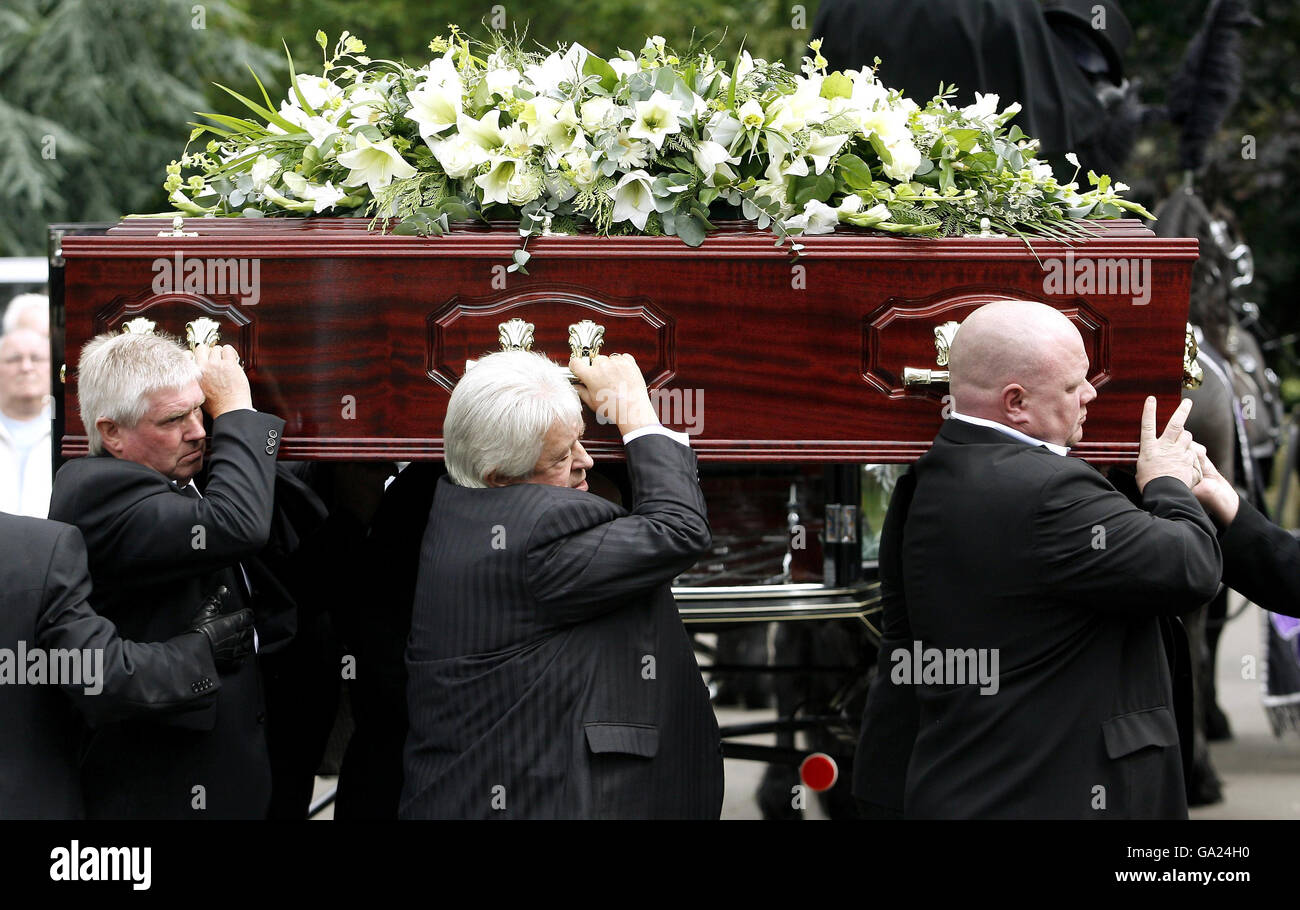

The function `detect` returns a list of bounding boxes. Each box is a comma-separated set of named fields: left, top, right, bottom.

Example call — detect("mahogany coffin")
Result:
left=55, top=218, right=1197, bottom=463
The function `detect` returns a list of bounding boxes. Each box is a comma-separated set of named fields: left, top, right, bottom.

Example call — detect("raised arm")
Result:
left=35, top=523, right=222, bottom=728
left=526, top=433, right=710, bottom=625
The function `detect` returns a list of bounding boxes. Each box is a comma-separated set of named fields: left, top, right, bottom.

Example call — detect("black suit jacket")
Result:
left=853, top=419, right=1222, bottom=819
left=1217, top=499, right=1300, bottom=619
left=47, top=409, right=284, bottom=819
left=0, top=513, right=219, bottom=819
left=400, top=433, right=723, bottom=819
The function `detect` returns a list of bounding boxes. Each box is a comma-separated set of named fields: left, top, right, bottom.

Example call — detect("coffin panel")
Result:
left=56, top=220, right=1197, bottom=463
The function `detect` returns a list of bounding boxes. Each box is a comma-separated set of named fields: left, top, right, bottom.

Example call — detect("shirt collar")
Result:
left=949, top=411, right=1070, bottom=456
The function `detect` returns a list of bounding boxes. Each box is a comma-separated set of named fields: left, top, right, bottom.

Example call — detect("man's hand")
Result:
left=569, top=353, right=658, bottom=436
left=1135, top=396, right=1200, bottom=491
left=185, top=585, right=256, bottom=669
left=193, top=344, right=252, bottom=418
left=1192, top=442, right=1240, bottom=527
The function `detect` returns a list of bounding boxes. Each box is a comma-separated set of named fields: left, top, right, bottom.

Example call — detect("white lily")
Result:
left=766, top=77, right=826, bottom=137
left=803, top=133, right=849, bottom=174
left=628, top=91, right=683, bottom=149
left=880, top=137, right=922, bottom=182
left=282, top=172, right=346, bottom=212
left=457, top=109, right=506, bottom=154
left=286, top=73, right=343, bottom=111
left=524, top=44, right=588, bottom=94
left=274, top=103, right=342, bottom=149
left=693, top=140, right=739, bottom=186
left=962, top=92, right=1002, bottom=126
left=785, top=199, right=840, bottom=235
left=706, top=111, right=743, bottom=150
left=848, top=68, right=888, bottom=111
left=474, top=156, right=522, bottom=205
left=530, top=98, right=586, bottom=159
left=250, top=154, right=279, bottom=192
left=608, top=169, right=655, bottom=230
left=607, top=56, right=639, bottom=78
left=406, top=65, right=463, bottom=143
left=485, top=66, right=521, bottom=97
left=336, top=134, right=416, bottom=195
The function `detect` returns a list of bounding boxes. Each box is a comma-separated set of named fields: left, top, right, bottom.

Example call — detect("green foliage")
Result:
left=0, top=0, right=279, bottom=254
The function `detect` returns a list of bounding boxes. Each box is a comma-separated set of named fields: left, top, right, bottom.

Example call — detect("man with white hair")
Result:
left=400, top=350, right=723, bottom=819
left=0, top=327, right=52, bottom=517
left=853, top=299, right=1222, bottom=819
left=3, top=293, right=49, bottom=336
left=48, top=331, right=284, bottom=818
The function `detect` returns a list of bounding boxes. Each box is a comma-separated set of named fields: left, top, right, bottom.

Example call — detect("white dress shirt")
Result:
left=949, top=411, right=1069, bottom=456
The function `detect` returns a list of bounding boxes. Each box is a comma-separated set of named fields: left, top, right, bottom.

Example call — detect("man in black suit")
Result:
left=49, top=333, right=284, bottom=818
left=401, top=350, right=722, bottom=819
left=1189, top=449, right=1300, bottom=619
left=0, top=511, right=254, bottom=818
left=853, top=300, right=1222, bottom=819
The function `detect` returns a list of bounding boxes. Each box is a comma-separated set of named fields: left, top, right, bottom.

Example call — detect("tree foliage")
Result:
left=0, top=0, right=278, bottom=255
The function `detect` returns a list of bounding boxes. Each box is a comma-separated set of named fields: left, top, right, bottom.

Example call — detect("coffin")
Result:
left=52, top=218, right=1196, bottom=464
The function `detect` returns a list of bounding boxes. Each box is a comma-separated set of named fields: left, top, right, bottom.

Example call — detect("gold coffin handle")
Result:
left=465, top=318, right=607, bottom=383
left=902, top=320, right=961, bottom=388
left=186, top=317, right=222, bottom=351
left=1183, top=322, right=1204, bottom=390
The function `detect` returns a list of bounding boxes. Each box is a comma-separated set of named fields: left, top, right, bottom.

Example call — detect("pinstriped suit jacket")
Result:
left=400, top=433, right=723, bottom=819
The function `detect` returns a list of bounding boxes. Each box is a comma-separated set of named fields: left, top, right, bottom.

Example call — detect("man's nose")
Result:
left=1083, top=381, right=1098, bottom=404
left=573, top=441, right=594, bottom=470
left=185, top=413, right=206, bottom=440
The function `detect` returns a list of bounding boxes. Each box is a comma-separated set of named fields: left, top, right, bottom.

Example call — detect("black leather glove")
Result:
left=187, top=585, right=256, bottom=670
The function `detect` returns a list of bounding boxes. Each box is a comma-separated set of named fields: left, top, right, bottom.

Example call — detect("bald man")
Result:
left=853, top=300, right=1222, bottom=819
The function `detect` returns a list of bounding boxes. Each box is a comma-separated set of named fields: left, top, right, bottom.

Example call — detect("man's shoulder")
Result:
left=0, top=511, right=73, bottom=554
left=925, top=431, right=1091, bottom=482
left=49, top=456, right=171, bottom=525
left=53, top=454, right=164, bottom=491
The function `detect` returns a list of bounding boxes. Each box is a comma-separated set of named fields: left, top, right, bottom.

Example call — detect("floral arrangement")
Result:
left=165, top=28, right=1152, bottom=272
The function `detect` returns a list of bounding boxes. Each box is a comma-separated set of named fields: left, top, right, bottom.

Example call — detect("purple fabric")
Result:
left=1271, top=611, right=1300, bottom=641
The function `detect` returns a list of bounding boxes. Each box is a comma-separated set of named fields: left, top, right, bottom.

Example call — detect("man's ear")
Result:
left=96, top=417, right=123, bottom=456
left=1000, top=384, right=1029, bottom=427
left=483, top=470, right=509, bottom=488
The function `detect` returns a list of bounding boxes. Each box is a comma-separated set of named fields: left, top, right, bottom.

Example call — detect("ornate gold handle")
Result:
left=186, top=317, right=222, bottom=350
left=1183, top=322, right=1204, bottom=389
left=902, top=321, right=961, bottom=388
left=120, top=317, right=157, bottom=335
left=466, top=318, right=608, bottom=382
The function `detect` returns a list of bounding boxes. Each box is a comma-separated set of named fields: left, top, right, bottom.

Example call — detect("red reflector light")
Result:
left=799, top=752, right=839, bottom=792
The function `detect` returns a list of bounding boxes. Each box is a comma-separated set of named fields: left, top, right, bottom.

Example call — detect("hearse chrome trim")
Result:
left=674, top=581, right=882, bottom=632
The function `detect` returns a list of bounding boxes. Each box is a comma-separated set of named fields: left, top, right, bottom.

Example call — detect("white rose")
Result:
left=580, top=96, right=619, bottom=132
left=563, top=149, right=598, bottom=188
left=506, top=168, right=544, bottom=205
left=431, top=134, right=486, bottom=179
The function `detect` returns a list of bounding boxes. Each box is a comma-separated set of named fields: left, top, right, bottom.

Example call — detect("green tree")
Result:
left=0, top=0, right=278, bottom=255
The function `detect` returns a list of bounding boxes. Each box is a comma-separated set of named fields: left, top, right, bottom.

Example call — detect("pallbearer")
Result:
left=401, top=350, right=722, bottom=819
